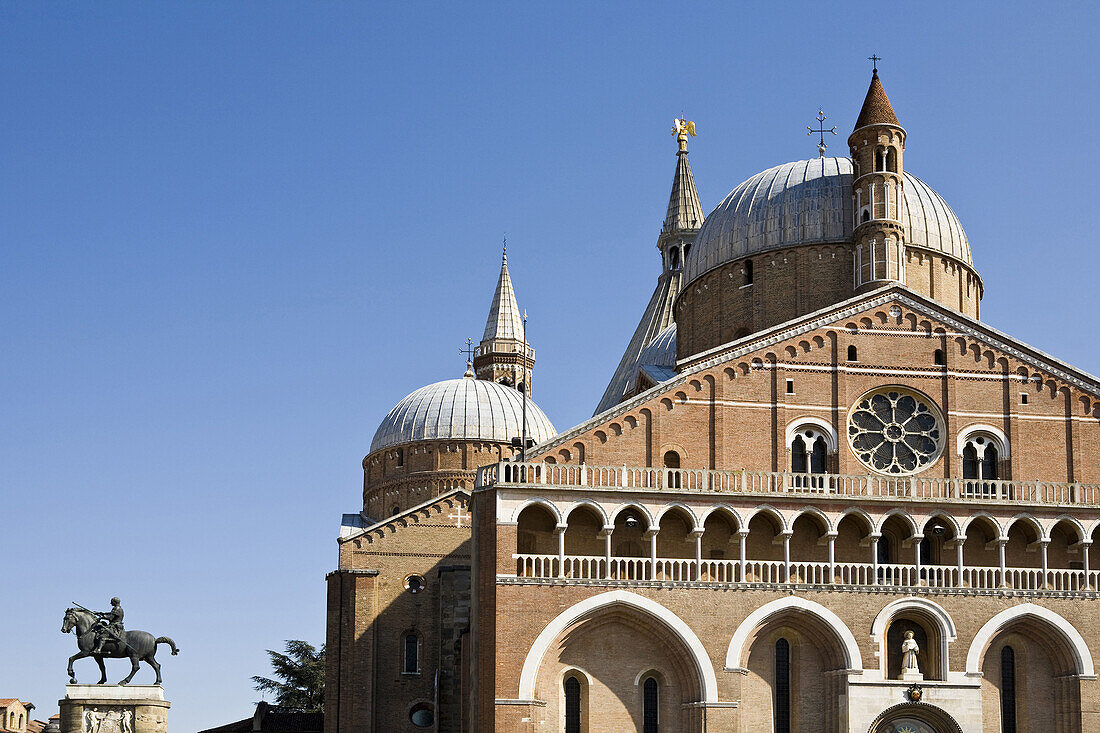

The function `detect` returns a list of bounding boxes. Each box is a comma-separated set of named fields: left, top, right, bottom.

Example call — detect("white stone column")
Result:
left=601, top=526, right=613, bottom=580
left=1083, top=541, right=1092, bottom=589
left=738, top=529, right=749, bottom=583
left=826, top=532, right=837, bottom=584
left=870, top=534, right=881, bottom=585
left=955, top=538, right=965, bottom=587
left=646, top=529, right=659, bottom=581
left=556, top=525, right=566, bottom=578
left=692, top=529, right=704, bottom=582
left=1040, top=539, right=1050, bottom=589
left=913, top=535, right=924, bottom=586
left=998, top=538, right=1009, bottom=588
left=781, top=531, right=792, bottom=583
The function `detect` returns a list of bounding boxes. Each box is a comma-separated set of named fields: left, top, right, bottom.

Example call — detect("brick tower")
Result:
left=473, top=247, right=534, bottom=394
left=849, top=66, right=906, bottom=290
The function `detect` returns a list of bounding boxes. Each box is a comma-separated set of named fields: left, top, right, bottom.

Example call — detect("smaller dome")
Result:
left=370, top=377, right=556, bottom=454
left=638, top=323, right=677, bottom=370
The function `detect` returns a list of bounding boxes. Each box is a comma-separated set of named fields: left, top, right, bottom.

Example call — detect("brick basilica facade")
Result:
left=325, top=70, right=1100, bottom=732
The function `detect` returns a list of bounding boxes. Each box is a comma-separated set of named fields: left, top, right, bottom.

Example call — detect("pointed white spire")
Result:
left=482, top=246, right=524, bottom=342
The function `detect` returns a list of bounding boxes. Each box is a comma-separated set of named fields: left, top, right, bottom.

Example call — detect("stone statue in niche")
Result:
left=82, top=707, right=133, bottom=733
left=901, top=629, right=921, bottom=677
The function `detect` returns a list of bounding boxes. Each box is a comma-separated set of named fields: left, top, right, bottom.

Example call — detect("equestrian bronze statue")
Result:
left=62, top=599, right=179, bottom=685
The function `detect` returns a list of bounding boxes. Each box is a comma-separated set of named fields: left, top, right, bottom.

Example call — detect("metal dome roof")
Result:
left=370, top=376, right=556, bottom=454
left=683, top=157, right=971, bottom=286
left=638, top=323, right=677, bottom=369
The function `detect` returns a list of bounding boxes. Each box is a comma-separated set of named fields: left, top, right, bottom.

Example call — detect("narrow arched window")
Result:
left=962, top=444, right=979, bottom=480
left=403, top=633, right=419, bottom=674
left=391, top=505, right=401, bottom=516
left=564, top=675, right=582, bottom=733
left=643, top=676, right=659, bottom=733
left=934, top=348, right=946, bottom=366
left=744, top=260, right=754, bottom=285
left=810, top=437, right=827, bottom=474
left=791, top=436, right=808, bottom=474
left=847, top=345, right=858, bottom=361
left=775, top=638, right=791, bottom=733
left=396, top=448, right=404, bottom=467
left=663, top=450, right=681, bottom=489
left=1001, top=646, right=1017, bottom=733
left=983, top=445, right=999, bottom=480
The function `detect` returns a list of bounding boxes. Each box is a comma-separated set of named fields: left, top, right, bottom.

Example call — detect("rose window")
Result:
left=847, top=388, right=943, bottom=474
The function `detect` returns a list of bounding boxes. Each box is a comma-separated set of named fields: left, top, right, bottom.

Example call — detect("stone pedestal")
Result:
left=60, top=686, right=169, bottom=733
left=900, top=669, right=925, bottom=682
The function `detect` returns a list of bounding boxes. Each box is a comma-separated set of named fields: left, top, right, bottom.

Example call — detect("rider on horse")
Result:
left=90, top=597, right=125, bottom=655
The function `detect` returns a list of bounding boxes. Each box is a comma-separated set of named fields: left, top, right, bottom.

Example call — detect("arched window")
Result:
left=403, top=632, right=419, bottom=674
left=1001, top=646, right=1017, bottom=733
left=391, top=505, right=401, bottom=516
left=564, top=675, right=582, bottom=733
left=886, top=148, right=898, bottom=173
left=642, top=676, right=659, bottom=733
left=409, top=703, right=434, bottom=728
left=669, top=247, right=680, bottom=270
left=744, top=259, right=754, bottom=285
left=396, top=448, right=404, bottom=467
left=775, top=638, right=791, bottom=733
left=960, top=428, right=1007, bottom=493
left=847, top=345, right=858, bottom=362
left=934, top=348, right=946, bottom=366
left=861, top=209, right=870, bottom=223
left=663, top=450, right=681, bottom=489
left=788, top=423, right=833, bottom=487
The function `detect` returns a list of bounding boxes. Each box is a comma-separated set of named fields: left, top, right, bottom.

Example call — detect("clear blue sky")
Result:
left=2, top=3, right=1098, bottom=731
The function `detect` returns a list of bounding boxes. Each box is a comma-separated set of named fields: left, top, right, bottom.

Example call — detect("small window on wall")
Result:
left=396, top=448, right=404, bottom=467
left=564, top=675, right=582, bottom=733
left=774, top=639, right=791, bottom=733
left=642, top=676, right=659, bottom=733
left=404, top=632, right=419, bottom=674
left=1020, top=393, right=1029, bottom=405
left=744, top=260, right=754, bottom=285
left=1001, top=646, right=1017, bottom=733
left=663, top=450, right=681, bottom=489
left=409, top=703, right=434, bottom=728
left=785, top=379, right=794, bottom=394
left=847, top=345, right=858, bottom=362
left=934, top=349, right=946, bottom=366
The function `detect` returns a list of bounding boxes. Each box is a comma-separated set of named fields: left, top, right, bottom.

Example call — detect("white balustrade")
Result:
left=477, top=462, right=1100, bottom=508
left=512, top=553, right=1094, bottom=594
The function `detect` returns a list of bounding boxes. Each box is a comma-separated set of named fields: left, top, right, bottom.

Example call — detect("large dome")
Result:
left=684, top=157, right=971, bottom=286
left=370, top=376, right=556, bottom=453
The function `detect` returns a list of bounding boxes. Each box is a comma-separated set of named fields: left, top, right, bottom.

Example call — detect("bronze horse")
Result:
left=62, top=607, right=179, bottom=685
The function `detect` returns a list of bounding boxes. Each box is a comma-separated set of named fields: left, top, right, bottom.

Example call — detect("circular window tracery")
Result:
left=848, top=388, right=944, bottom=475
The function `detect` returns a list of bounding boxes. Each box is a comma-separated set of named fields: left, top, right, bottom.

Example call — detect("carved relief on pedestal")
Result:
left=82, top=707, right=134, bottom=733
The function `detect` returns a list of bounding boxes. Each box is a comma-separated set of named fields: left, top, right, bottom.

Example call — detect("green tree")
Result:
left=252, top=640, right=325, bottom=711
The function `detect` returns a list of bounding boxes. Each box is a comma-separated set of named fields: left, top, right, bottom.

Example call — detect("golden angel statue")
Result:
left=672, top=119, right=696, bottom=152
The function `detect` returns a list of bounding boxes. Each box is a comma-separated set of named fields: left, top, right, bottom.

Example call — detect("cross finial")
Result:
left=868, top=54, right=881, bottom=72
left=460, top=337, right=476, bottom=376
left=807, top=109, right=837, bottom=158
left=502, top=233, right=507, bottom=259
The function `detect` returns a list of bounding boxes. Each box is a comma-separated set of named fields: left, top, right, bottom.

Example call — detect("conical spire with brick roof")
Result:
left=849, top=65, right=907, bottom=291
left=474, top=245, right=534, bottom=393
left=594, top=122, right=703, bottom=414
left=854, top=69, right=900, bottom=129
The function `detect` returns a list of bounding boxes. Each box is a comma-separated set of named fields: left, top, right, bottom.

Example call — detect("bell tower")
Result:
left=849, top=61, right=906, bottom=291
left=473, top=246, right=534, bottom=394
